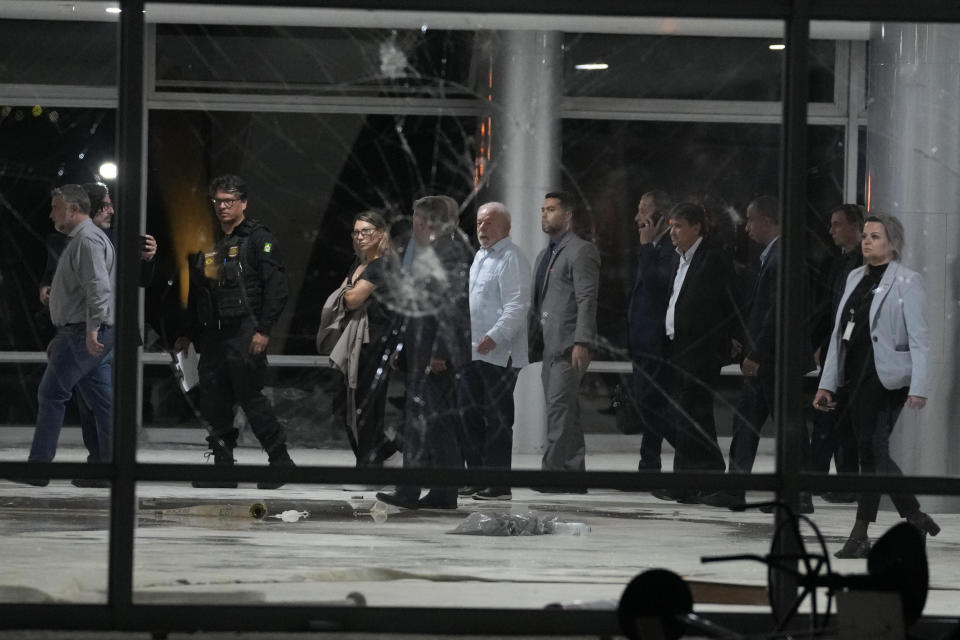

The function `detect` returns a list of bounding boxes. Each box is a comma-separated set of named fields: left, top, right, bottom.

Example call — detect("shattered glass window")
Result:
left=156, top=25, right=480, bottom=97
left=2, top=4, right=958, bottom=622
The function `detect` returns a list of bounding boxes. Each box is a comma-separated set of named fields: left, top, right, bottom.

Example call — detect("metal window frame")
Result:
left=3, top=0, right=960, bottom=634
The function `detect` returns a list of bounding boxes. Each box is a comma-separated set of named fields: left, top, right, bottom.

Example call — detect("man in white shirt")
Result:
left=457, top=202, right=531, bottom=501
left=652, top=202, right=736, bottom=503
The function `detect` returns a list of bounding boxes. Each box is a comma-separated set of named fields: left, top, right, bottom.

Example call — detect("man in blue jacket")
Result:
left=626, top=190, right=677, bottom=471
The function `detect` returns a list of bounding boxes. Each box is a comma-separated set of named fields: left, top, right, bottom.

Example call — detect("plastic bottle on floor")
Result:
left=553, top=522, right=591, bottom=536
left=370, top=501, right=389, bottom=524
left=274, top=510, right=309, bottom=522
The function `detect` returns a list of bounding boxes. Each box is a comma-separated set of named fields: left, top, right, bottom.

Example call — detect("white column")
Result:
left=866, top=23, right=960, bottom=512
left=489, top=30, right=562, bottom=456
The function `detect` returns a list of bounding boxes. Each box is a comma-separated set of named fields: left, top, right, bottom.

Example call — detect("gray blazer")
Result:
left=819, top=261, right=929, bottom=397
left=528, top=231, right=601, bottom=363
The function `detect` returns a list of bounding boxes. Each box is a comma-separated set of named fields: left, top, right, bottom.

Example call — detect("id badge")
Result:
left=842, top=320, right=855, bottom=342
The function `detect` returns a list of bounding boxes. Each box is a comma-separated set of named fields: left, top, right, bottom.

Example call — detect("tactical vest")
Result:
left=193, top=220, right=265, bottom=324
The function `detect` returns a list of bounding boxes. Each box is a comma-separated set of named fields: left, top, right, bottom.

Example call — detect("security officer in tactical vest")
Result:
left=174, top=174, right=294, bottom=489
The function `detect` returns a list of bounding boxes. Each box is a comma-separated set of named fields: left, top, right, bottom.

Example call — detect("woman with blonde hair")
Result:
left=814, top=213, right=939, bottom=558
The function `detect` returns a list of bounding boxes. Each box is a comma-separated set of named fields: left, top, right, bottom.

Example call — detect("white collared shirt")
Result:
left=469, top=236, right=531, bottom=368
left=760, top=235, right=779, bottom=268
left=664, top=235, right=703, bottom=340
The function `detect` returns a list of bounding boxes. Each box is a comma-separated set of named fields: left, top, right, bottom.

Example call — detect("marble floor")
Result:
left=0, top=429, right=958, bottom=635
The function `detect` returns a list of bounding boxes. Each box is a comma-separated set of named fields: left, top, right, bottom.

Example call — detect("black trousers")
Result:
left=351, top=339, right=397, bottom=467
left=196, top=322, right=286, bottom=455
left=631, top=354, right=675, bottom=470
left=667, top=352, right=725, bottom=473
left=728, top=371, right=811, bottom=497
left=395, top=364, right=463, bottom=506
left=729, top=373, right=776, bottom=475
left=809, top=387, right=859, bottom=475
left=456, top=360, right=518, bottom=471
left=846, top=374, right=919, bottom=522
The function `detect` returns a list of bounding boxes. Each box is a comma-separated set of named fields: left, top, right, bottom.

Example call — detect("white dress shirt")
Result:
left=759, top=235, right=779, bottom=268
left=468, top=236, right=531, bottom=368
left=664, top=235, right=703, bottom=340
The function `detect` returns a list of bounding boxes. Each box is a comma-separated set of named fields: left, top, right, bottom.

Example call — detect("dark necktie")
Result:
left=533, top=242, right=555, bottom=311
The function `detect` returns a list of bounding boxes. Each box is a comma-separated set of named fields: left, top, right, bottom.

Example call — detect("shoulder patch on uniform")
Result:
left=263, top=242, right=272, bottom=253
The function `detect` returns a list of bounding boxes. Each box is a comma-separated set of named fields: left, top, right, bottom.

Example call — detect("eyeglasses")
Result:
left=351, top=228, right=377, bottom=239
left=211, top=197, right=242, bottom=208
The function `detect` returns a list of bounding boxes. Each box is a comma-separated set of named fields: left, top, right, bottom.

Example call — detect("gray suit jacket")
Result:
left=528, top=231, right=601, bottom=363
left=819, top=261, right=929, bottom=397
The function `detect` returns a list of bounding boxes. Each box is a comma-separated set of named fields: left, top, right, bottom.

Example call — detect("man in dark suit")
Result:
left=653, top=202, right=737, bottom=503
left=392, top=205, right=433, bottom=274
left=808, top=204, right=864, bottom=502
left=528, top=191, right=600, bottom=480
left=626, top=190, right=677, bottom=471
left=378, top=195, right=472, bottom=510
left=701, top=195, right=812, bottom=512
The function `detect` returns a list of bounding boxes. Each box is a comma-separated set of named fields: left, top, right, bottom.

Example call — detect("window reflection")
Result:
left=0, top=20, right=116, bottom=86
left=1, top=10, right=958, bottom=620
left=563, top=33, right=836, bottom=102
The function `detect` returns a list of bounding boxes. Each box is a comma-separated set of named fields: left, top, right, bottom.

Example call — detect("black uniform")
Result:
left=185, top=217, right=289, bottom=458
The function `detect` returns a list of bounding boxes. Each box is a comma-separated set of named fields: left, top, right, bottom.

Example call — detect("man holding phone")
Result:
left=83, top=182, right=158, bottom=286
left=31, top=182, right=157, bottom=487
left=626, top=190, right=677, bottom=471
left=39, top=182, right=157, bottom=306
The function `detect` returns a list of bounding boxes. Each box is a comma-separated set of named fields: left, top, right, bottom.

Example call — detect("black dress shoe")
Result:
left=418, top=491, right=457, bottom=511
left=907, top=512, right=941, bottom=537
left=473, top=487, right=512, bottom=501
left=458, top=486, right=482, bottom=498
left=822, top=491, right=857, bottom=503
left=376, top=490, right=420, bottom=510
left=418, top=492, right=457, bottom=510
left=71, top=478, right=110, bottom=488
left=834, top=536, right=871, bottom=558
left=700, top=491, right=746, bottom=510
left=8, top=477, right=49, bottom=487
left=651, top=489, right=687, bottom=502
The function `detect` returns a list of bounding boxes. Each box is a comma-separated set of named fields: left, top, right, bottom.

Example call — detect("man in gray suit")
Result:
left=528, top=191, right=601, bottom=482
